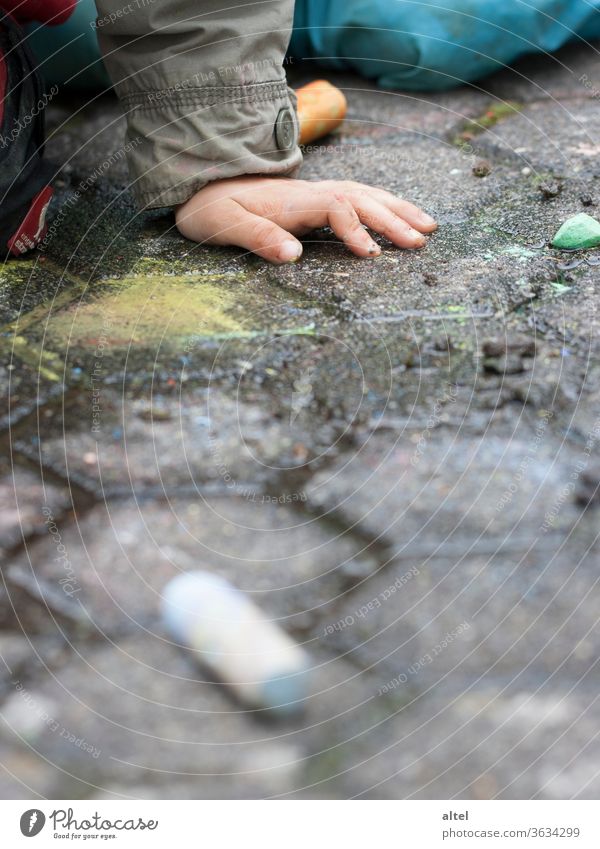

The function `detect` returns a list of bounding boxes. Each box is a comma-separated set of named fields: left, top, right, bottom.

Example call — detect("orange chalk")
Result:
left=295, top=80, right=347, bottom=145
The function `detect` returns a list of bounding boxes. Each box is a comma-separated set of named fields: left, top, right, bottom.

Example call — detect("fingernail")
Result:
left=280, top=240, right=303, bottom=262
left=368, top=242, right=381, bottom=256
left=413, top=234, right=427, bottom=248
left=420, top=213, right=437, bottom=227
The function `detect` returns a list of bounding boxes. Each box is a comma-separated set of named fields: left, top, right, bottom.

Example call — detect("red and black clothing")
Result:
left=0, top=1, right=75, bottom=255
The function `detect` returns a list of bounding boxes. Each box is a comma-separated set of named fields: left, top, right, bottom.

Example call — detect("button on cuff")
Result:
left=275, top=106, right=296, bottom=151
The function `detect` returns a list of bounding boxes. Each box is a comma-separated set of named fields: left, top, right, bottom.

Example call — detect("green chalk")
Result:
left=552, top=213, right=600, bottom=250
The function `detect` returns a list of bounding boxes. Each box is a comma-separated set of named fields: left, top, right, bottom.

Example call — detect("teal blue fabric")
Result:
left=25, top=0, right=600, bottom=93
left=291, top=0, right=600, bottom=91
left=25, top=0, right=109, bottom=91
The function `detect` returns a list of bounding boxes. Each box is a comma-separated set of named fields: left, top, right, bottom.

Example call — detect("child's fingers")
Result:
left=327, top=194, right=381, bottom=257
left=351, top=196, right=427, bottom=249
left=214, top=203, right=303, bottom=263
left=319, top=181, right=437, bottom=233
left=356, top=187, right=437, bottom=233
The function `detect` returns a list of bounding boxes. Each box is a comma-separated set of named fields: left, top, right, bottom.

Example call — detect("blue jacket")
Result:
left=291, top=0, right=600, bottom=90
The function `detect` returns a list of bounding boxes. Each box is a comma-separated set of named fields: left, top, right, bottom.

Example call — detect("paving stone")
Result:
left=0, top=633, right=71, bottom=695
left=0, top=634, right=391, bottom=799
left=307, top=420, right=589, bottom=546
left=476, top=99, right=600, bottom=178
left=15, top=626, right=595, bottom=800
left=8, top=496, right=377, bottom=636
left=315, top=535, right=600, bottom=689
left=329, top=683, right=600, bottom=799
left=15, top=381, right=351, bottom=496
left=301, top=134, right=514, bottom=227
left=15, top=328, right=560, bottom=504
left=0, top=635, right=33, bottom=695
left=0, top=745, right=73, bottom=798
left=0, top=353, right=67, bottom=432
left=0, top=466, right=71, bottom=558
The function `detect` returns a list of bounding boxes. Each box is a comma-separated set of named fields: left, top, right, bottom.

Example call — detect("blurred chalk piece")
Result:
left=296, top=80, right=348, bottom=145
left=161, top=571, right=311, bottom=717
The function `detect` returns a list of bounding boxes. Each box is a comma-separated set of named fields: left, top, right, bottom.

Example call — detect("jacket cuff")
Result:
left=119, top=79, right=302, bottom=209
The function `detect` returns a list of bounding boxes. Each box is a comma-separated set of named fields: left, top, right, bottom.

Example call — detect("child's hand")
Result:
left=175, top=176, right=437, bottom=264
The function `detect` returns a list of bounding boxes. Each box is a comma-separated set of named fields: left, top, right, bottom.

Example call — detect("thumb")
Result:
left=176, top=197, right=303, bottom=264
left=217, top=204, right=303, bottom=264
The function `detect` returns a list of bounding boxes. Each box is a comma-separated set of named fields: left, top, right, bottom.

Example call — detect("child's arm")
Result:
left=95, top=0, right=436, bottom=262
left=94, top=0, right=303, bottom=209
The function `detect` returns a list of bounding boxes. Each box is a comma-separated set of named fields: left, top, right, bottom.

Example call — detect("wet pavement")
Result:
left=2, top=42, right=600, bottom=799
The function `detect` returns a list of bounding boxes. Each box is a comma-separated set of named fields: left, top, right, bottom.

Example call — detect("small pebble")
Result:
left=552, top=213, right=600, bottom=250
left=522, top=167, right=532, bottom=176
left=137, top=406, right=172, bottom=422
left=421, top=271, right=438, bottom=286
left=557, top=259, right=584, bottom=271
left=539, top=181, right=561, bottom=199
left=482, top=336, right=536, bottom=358
left=472, top=159, right=492, bottom=178
left=340, top=559, right=377, bottom=589
left=580, top=193, right=594, bottom=207
left=292, top=443, right=309, bottom=461
left=483, top=354, right=526, bottom=375
left=431, top=335, right=454, bottom=352
left=575, top=463, right=600, bottom=506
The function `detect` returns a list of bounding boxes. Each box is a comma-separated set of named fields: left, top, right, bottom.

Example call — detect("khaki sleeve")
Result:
left=94, top=0, right=302, bottom=209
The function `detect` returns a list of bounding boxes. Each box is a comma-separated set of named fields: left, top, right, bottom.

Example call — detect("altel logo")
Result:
left=20, top=809, right=46, bottom=837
